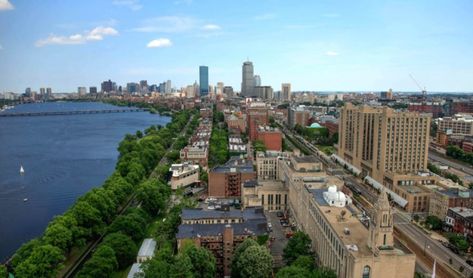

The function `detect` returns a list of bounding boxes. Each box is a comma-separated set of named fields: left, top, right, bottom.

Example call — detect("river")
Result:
left=0, top=102, right=170, bottom=261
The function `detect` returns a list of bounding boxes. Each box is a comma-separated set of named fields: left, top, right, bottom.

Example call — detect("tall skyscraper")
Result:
left=165, top=80, right=172, bottom=93
left=281, top=83, right=291, bottom=101
left=254, top=75, right=261, bottom=87
left=40, top=88, right=46, bottom=95
left=241, top=61, right=255, bottom=97
left=89, top=87, right=97, bottom=94
left=337, top=103, right=430, bottom=184
left=199, top=66, right=209, bottom=96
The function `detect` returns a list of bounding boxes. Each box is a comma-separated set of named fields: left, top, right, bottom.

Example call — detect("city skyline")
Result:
left=1, top=0, right=473, bottom=93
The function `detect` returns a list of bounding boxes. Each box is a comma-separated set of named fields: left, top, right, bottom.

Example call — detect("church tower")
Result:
left=368, top=187, right=394, bottom=255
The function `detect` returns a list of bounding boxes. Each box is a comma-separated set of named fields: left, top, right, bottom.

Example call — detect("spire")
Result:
left=377, top=186, right=390, bottom=210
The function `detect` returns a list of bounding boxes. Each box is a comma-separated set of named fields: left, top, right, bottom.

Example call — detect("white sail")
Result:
left=20, top=165, right=25, bottom=175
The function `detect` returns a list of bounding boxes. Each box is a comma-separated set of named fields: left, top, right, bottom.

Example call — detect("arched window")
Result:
left=362, top=265, right=371, bottom=278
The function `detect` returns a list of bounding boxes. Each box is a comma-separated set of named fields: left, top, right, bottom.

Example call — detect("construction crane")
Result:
left=409, top=74, right=427, bottom=98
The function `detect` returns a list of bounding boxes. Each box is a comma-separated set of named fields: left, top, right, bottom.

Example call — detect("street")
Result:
left=429, top=149, right=473, bottom=177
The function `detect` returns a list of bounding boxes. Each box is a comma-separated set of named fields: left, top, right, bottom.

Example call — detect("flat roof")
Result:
left=127, top=263, right=142, bottom=278
left=212, top=156, right=254, bottom=173
left=137, top=238, right=156, bottom=258
left=308, top=187, right=378, bottom=257
left=181, top=207, right=266, bottom=221
left=177, top=219, right=267, bottom=239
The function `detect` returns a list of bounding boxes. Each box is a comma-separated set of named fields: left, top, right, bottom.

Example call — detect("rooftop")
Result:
left=181, top=207, right=266, bottom=221
left=137, top=238, right=156, bottom=258
left=307, top=186, right=409, bottom=258
left=212, top=156, right=254, bottom=173
left=450, top=207, right=473, bottom=218
left=127, top=263, right=142, bottom=278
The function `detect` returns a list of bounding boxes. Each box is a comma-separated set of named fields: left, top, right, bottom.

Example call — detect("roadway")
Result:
left=429, top=149, right=473, bottom=177
left=279, top=123, right=473, bottom=277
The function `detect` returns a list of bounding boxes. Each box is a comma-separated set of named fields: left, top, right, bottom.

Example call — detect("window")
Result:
left=362, top=266, right=371, bottom=278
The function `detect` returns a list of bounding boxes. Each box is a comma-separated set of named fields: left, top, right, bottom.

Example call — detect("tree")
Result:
left=15, top=244, right=64, bottom=278
left=43, top=221, right=73, bottom=252
left=182, top=244, right=216, bottom=278
left=291, top=255, right=315, bottom=271
left=0, top=265, right=8, bottom=278
left=283, top=231, right=313, bottom=265
left=102, top=232, right=138, bottom=269
left=108, top=212, right=147, bottom=242
left=231, top=238, right=259, bottom=278
left=169, top=254, right=193, bottom=278
left=276, top=266, right=311, bottom=278
left=425, top=215, right=443, bottom=231
left=137, top=180, right=171, bottom=216
left=311, top=267, right=337, bottom=278
left=10, top=239, right=41, bottom=269
left=76, top=245, right=118, bottom=278
left=235, top=245, right=273, bottom=278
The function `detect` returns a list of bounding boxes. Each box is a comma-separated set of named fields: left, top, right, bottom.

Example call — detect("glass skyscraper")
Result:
left=199, top=66, right=209, bottom=96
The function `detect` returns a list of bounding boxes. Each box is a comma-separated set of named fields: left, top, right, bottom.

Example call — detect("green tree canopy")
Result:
left=102, top=232, right=138, bottom=269
left=137, top=179, right=171, bottom=216
left=15, top=244, right=64, bottom=278
left=76, top=245, right=118, bottom=278
left=231, top=238, right=259, bottom=278
left=283, top=231, right=313, bottom=265
left=182, top=244, right=216, bottom=278
left=276, top=266, right=311, bottom=278
left=235, top=245, right=273, bottom=278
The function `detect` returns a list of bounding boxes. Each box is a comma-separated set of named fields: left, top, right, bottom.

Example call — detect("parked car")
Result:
left=267, top=222, right=272, bottom=232
left=276, top=211, right=284, bottom=218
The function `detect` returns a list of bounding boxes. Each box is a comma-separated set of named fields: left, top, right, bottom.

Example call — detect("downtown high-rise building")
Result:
left=241, top=61, right=255, bottom=97
left=337, top=103, right=430, bottom=183
left=281, top=83, right=291, bottom=101
left=199, top=66, right=209, bottom=96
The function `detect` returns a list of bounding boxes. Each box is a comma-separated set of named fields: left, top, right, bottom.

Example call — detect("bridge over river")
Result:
left=0, top=108, right=149, bottom=117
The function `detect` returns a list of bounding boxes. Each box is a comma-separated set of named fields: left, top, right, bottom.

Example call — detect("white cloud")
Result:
left=202, top=24, right=221, bottom=31
left=147, top=38, right=172, bottom=48
left=253, top=13, right=276, bottom=21
left=0, top=0, right=13, bottom=10
left=133, top=16, right=195, bottom=33
left=325, top=51, right=339, bottom=56
left=35, top=26, right=118, bottom=47
left=112, top=0, right=142, bottom=11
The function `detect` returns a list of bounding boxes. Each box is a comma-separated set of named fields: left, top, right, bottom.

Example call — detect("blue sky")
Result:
left=0, top=0, right=472, bottom=93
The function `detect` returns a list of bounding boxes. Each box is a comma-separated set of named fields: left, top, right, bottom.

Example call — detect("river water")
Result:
left=0, top=102, right=170, bottom=261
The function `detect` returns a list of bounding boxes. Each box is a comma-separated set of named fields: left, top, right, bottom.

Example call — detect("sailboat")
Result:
left=20, top=165, right=25, bottom=175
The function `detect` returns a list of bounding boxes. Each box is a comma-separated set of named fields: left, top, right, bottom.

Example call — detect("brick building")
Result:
left=446, top=207, right=473, bottom=240
left=429, top=188, right=473, bottom=220
left=247, top=104, right=269, bottom=141
left=256, top=126, right=282, bottom=151
left=208, top=157, right=256, bottom=198
left=176, top=208, right=268, bottom=276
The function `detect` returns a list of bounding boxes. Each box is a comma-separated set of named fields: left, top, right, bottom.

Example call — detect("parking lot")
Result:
left=266, top=211, right=293, bottom=268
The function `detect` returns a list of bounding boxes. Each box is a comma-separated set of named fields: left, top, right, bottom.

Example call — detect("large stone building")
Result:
left=437, top=114, right=473, bottom=136
left=176, top=208, right=267, bottom=276
left=337, top=103, right=435, bottom=213
left=255, top=151, right=289, bottom=181
left=241, top=61, right=255, bottom=97
left=241, top=180, right=288, bottom=211
left=208, top=157, right=256, bottom=198
left=290, top=182, right=416, bottom=278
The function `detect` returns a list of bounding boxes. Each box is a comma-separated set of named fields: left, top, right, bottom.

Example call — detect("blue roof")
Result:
left=177, top=220, right=267, bottom=239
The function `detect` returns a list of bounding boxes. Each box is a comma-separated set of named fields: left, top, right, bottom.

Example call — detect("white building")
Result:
left=169, top=163, right=200, bottom=190
left=137, top=238, right=157, bottom=263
